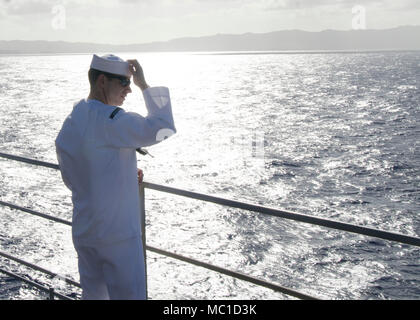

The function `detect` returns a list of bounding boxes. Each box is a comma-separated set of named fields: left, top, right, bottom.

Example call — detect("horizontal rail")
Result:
left=0, top=152, right=59, bottom=170
left=0, top=249, right=81, bottom=288
left=0, top=266, right=73, bottom=300
left=1, top=152, right=418, bottom=247
left=0, top=200, right=317, bottom=300
left=146, top=245, right=317, bottom=300
left=0, top=200, right=72, bottom=226
left=143, top=182, right=420, bottom=247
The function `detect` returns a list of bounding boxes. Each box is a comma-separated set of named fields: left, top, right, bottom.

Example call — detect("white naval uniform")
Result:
left=55, top=87, right=176, bottom=299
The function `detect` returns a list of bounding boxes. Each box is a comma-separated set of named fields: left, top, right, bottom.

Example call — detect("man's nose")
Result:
left=125, top=85, right=132, bottom=94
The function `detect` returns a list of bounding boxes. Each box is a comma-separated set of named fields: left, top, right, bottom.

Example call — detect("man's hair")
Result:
left=88, top=68, right=105, bottom=89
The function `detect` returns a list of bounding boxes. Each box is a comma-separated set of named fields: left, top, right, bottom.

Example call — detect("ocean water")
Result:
left=0, top=51, right=419, bottom=300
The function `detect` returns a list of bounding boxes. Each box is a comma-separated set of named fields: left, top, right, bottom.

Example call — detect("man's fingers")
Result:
left=127, top=59, right=141, bottom=70
left=127, top=59, right=147, bottom=89
left=137, top=169, right=144, bottom=183
left=127, top=59, right=139, bottom=65
left=128, top=63, right=137, bottom=73
left=128, top=65, right=135, bottom=75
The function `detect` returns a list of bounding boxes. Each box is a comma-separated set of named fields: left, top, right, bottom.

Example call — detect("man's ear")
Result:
left=97, top=74, right=106, bottom=88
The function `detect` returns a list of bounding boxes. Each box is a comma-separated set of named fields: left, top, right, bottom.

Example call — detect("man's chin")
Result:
left=115, top=99, right=124, bottom=106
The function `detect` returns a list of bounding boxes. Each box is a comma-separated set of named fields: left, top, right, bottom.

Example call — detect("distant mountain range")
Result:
left=1, top=26, right=419, bottom=54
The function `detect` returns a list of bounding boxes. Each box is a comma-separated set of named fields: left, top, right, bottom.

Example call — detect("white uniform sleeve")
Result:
left=55, top=151, right=70, bottom=189
left=105, top=87, right=176, bottom=149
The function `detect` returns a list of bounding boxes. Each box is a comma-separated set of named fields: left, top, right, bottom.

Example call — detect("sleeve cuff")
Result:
left=142, top=86, right=169, bottom=97
left=142, top=86, right=170, bottom=110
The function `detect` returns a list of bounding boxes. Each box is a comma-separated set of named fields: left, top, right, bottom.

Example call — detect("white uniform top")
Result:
left=55, top=87, right=176, bottom=246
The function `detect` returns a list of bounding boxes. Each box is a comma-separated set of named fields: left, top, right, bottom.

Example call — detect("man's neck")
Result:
left=88, top=90, right=107, bottom=105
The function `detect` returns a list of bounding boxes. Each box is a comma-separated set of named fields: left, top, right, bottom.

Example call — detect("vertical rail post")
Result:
left=139, top=182, right=148, bottom=299
left=49, top=288, right=55, bottom=300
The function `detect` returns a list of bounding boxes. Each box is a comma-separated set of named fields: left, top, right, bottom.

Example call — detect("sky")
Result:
left=0, top=0, right=419, bottom=44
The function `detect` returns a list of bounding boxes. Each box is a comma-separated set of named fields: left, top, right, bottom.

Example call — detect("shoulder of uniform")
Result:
left=109, top=107, right=123, bottom=119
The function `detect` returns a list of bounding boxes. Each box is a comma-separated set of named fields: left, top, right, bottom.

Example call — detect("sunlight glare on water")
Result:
left=0, top=51, right=419, bottom=300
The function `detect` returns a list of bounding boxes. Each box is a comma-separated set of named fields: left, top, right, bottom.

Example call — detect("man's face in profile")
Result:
left=103, top=74, right=132, bottom=106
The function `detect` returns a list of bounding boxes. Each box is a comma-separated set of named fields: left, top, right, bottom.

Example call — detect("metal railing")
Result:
left=0, top=266, right=74, bottom=300
left=0, top=151, right=419, bottom=300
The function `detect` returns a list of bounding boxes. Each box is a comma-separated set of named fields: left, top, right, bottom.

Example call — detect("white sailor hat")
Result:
left=90, top=54, right=131, bottom=77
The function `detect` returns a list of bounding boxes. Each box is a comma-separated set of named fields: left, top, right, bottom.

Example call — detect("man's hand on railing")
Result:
left=138, top=168, right=144, bottom=184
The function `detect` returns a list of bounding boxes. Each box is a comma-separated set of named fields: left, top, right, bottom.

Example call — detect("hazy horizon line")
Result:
left=1, top=24, right=419, bottom=46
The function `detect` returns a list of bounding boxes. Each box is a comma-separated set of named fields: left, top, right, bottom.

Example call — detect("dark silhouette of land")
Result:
left=0, top=26, right=419, bottom=54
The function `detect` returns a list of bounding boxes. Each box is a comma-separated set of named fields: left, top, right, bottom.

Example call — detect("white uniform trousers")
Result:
left=74, top=236, right=146, bottom=300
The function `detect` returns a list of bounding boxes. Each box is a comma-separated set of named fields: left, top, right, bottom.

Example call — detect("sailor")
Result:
left=55, top=54, right=176, bottom=299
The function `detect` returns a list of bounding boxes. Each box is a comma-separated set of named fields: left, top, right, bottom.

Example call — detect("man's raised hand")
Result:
left=127, top=59, right=149, bottom=90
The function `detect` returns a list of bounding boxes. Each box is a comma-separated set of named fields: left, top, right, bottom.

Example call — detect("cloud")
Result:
left=394, top=0, right=420, bottom=10
left=264, top=0, right=420, bottom=10
left=0, top=0, right=113, bottom=16
left=1, top=0, right=54, bottom=15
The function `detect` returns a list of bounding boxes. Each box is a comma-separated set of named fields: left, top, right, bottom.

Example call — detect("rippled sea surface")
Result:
left=0, top=51, right=419, bottom=300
